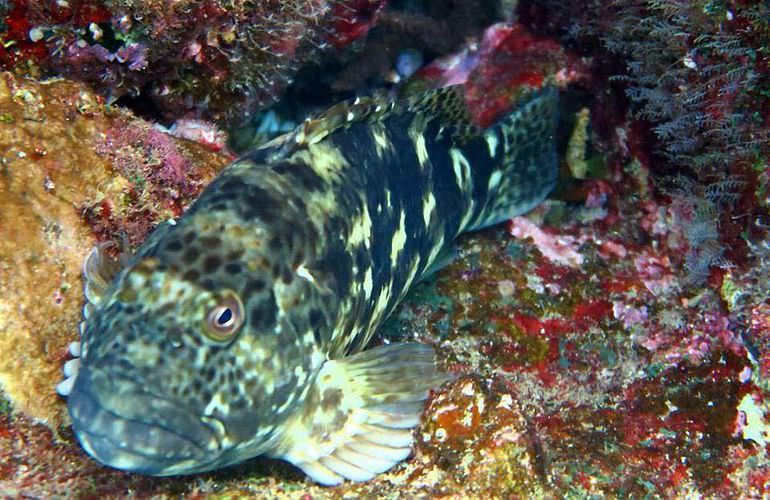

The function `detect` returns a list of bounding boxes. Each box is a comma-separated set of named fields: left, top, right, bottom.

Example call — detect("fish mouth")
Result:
left=67, top=366, right=223, bottom=476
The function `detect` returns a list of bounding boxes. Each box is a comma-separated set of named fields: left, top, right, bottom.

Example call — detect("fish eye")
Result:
left=203, top=292, right=244, bottom=341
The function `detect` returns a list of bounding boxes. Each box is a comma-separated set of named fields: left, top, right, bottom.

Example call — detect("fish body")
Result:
left=59, top=85, right=558, bottom=484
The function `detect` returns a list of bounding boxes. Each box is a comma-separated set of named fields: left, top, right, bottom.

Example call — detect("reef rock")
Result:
left=1, top=0, right=386, bottom=122
left=0, top=73, right=228, bottom=428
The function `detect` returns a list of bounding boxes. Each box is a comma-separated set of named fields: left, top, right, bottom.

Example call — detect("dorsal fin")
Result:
left=258, top=86, right=482, bottom=162
left=401, top=85, right=481, bottom=144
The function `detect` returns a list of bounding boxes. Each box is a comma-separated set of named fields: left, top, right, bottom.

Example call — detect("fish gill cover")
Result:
left=1, top=0, right=770, bottom=497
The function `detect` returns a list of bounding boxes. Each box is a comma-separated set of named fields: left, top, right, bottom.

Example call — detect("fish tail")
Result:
left=462, top=85, right=559, bottom=231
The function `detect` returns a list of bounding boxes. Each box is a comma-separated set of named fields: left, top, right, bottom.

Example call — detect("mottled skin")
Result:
left=63, top=86, right=558, bottom=481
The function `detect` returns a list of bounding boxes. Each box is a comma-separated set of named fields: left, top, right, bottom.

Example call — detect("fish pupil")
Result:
left=216, top=308, right=233, bottom=326
left=204, top=293, right=244, bottom=340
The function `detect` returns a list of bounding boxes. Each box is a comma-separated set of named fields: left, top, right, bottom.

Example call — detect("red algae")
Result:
left=464, top=23, right=566, bottom=127
left=410, top=22, right=574, bottom=127
left=326, top=0, right=387, bottom=49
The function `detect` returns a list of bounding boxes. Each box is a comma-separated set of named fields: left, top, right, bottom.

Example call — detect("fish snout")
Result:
left=67, top=366, right=223, bottom=476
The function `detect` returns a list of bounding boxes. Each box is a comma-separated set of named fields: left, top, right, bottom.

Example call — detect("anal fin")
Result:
left=270, top=343, right=449, bottom=485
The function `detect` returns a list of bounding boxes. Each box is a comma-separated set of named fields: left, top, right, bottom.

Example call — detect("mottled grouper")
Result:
left=57, top=85, right=558, bottom=485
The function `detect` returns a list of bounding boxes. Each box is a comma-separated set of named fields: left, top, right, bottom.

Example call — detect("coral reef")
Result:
left=1, top=0, right=770, bottom=497
left=5, top=132, right=770, bottom=494
left=0, top=0, right=385, bottom=122
left=667, top=176, right=745, bottom=285
left=601, top=1, right=768, bottom=176
left=0, top=72, right=228, bottom=429
left=516, top=0, right=770, bottom=295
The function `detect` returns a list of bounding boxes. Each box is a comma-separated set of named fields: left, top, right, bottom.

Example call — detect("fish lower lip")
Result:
left=67, top=369, right=221, bottom=475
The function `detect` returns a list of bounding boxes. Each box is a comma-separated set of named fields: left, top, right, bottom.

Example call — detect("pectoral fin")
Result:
left=270, top=343, right=449, bottom=485
left=58, top=243, right=126, bottom=397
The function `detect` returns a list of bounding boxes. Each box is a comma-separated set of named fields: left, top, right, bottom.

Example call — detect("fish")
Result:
left=56, top=84, right=559, bottom=485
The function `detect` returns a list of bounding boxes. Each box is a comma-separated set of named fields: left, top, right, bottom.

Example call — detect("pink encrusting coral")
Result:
left=144, top=128, right=194, bottom=186
left=88, top=117, right=232, bottom=246
left=0, top=0, right=386, bottom=121
left=508, top=215, right=585, bottom=268
left=167, top=119, right=229, bottom=153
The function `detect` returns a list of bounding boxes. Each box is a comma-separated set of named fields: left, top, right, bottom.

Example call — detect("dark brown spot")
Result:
left=227, top=250, right=244, bottom=261
left=302, top=387, right=321, bottom=418
left=183, top=247, right=200, bottom=264
left=184, top=231, right=197, bottom=244
left=183, top=269, right=200, bottom=282
left=203, top=255, right=222, bottom=274
left=321, top=388, right=343, bottom=411
left=200, top=236, right=222, bottom=248
left=382, top=394, right=401, bottom=404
